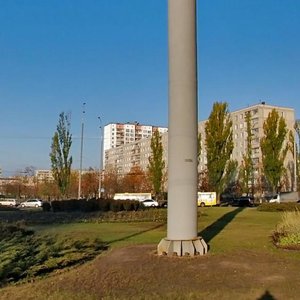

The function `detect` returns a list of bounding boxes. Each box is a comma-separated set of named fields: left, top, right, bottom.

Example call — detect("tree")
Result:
left=121, top=166, right=151, bottom=193
left=82, top=169, right=99, bottom=199
left=197, top=132, right=202, bottom=165
left=24, top=166, right=36, bottom=177
left=50, top=112, right=73, bottom=198
left=205, top=102, right=236, bottom=202
left=148, top=130, right=165, bottom=199
left=102, top=165, right=119, bottom=199
left=260, top=109, right=289, bottom=193
left=295, top=121, right=300, bottom=192
left=238, top=111, right=254, bottom=195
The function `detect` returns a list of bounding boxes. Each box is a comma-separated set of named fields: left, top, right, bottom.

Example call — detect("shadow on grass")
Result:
left=106, top=223, right=166, bottom=245
left=198, top=207, right=245, bottom=243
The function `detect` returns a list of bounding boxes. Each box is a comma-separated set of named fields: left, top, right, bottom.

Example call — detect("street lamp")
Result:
left=78, top=102, right=86, bottom=199
left=98, top=116, right=103, bottom=198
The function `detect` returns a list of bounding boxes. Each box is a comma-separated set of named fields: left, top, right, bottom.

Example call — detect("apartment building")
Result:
left=103, top=122, right=168, bottom=167
left=105, top=132, right=168, bottom=175
left=104, top=103, right=296, bottom=190
left=199, top=102, right=296, bottom=191
left=35, top=169, right=54, bottom=182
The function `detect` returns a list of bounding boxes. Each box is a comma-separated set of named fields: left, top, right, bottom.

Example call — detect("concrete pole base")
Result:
left=157, top=237, right=208, bottom=257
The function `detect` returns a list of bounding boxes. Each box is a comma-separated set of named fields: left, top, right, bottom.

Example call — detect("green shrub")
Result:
left=110, top=200, right=124, bottom=212
left=0, top=222, right=107, bottom=286
left=50, top=200, right=62, bottom=212
left=42, top=202, right=51, bottom=212
left=0, top=205, right=18, bottom=212
left=98, top=199, right=111, bottom=211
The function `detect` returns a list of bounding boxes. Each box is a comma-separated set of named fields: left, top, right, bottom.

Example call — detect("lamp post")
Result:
left=98, top=116, right=103, bottom=199
left=78, top=102, right=86, bottom=199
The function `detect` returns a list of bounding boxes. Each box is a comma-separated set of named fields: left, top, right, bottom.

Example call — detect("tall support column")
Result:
left=158, top=0, right=207, bottom=256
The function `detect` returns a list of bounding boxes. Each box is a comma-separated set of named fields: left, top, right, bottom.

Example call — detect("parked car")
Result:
left=0, top=198, right=18, bottom=207
left=269, top=194, right=280, bottom=203
left=142, top=199, right=159, bottom=207
left=229, top=196, right=254, bottom=207
left=20, top=199, right=43, bottom=208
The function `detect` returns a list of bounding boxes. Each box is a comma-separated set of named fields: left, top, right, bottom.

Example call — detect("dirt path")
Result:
left=1, top=244, right=300, bottom=299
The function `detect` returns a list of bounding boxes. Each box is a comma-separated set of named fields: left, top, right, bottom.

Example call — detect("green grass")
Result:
left=29, top=207, right=287, bottom=256
left=34, top=221, right=166, bottom=247
left=1, top=207, right=300, bottom=297
left=198, top=207, right=282, bottom=254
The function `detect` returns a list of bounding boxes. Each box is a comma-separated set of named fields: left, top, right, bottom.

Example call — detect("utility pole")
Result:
left=78, top=102, right=86, bottom=199
left=98, top=116, right=103, bottom=199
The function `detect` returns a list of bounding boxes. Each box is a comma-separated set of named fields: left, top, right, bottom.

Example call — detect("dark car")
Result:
left=229, top=196, right=254, bottom=207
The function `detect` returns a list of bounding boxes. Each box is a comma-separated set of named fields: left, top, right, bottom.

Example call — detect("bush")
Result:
left=98, top=199, right=112, bottom=212
left=0, top=205, right=18, bottom=212
left=110, top=200, right=124, bottom=212
left=50, top=198, right=144, bottom=213
left=0, top=222, right=107, bottom=286
left=42, top=202, right=51, bottom=212
left=257, top=202, right=300, bottom=212
left=272, top=209, right=300, bottom=249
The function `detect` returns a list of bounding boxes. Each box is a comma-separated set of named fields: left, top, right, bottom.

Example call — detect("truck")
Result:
left=113, top=193, right=152, bottom=202
left=197, top=192, right=217, bottom=207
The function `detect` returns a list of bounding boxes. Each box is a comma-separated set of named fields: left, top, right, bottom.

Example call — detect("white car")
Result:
left=0, top=198, right=18, bottom=207
left=269, top=194, right=280, bottom=203
left=142, top=199, right=159, bottom=207
left=20, top=199, right=43, bottom=208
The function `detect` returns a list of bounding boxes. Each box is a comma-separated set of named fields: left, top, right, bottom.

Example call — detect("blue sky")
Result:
left=0, top=0, right=299, bottom=176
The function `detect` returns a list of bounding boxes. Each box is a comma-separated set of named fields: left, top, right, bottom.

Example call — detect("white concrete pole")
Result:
left=78, top=102, right=86, bottom=199
left=158, top=0, right=207, bottom=256
left=98, top=116, right=103, bottom=199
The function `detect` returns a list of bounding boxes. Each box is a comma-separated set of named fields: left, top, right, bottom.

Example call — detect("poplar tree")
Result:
left=50, top=112, right=73, bottom=198
left=197, top=132, right=202, bottom=165
left=205, top=102, right=236, bottom=202
left=148, top=130, right=165, bottom=199
left=295, top=121, right=300, bottom=192
left=239, top=111, right=254, bottom=195
left=260, top=109, right=289, bottom=193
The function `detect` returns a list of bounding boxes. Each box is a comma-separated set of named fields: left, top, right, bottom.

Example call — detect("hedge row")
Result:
left=49, top=198, right=144, bottom=213
left=257, top=202, right=300, bottom=212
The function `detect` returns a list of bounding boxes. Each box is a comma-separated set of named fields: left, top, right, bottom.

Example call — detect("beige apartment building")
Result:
left=103, top=122, right=168, bottom=168
left=105, top=132, right=168, bottom=175
left=35, top=169, right=54, bottom=182
left=199, top=102, right=296, bottom=191
left=104, top=103, right=296, bottom=191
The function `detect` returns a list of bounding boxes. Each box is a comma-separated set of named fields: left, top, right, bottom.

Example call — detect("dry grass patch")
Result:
left=272, top=209, right=300, bottom=250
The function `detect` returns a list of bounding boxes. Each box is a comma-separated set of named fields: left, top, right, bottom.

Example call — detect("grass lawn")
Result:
left=1, top=207, right=300, bottom=299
